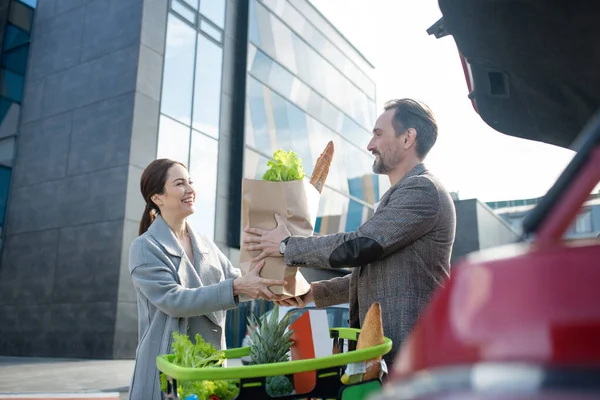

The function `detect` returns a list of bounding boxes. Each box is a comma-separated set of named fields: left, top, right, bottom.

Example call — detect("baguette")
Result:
left=356, top=302, right=385, bottom=380
left=309, top=141, right=334, bottom=193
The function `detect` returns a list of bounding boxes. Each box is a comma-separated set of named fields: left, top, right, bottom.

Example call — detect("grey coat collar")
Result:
left=147, top=214, right=210, bottom=258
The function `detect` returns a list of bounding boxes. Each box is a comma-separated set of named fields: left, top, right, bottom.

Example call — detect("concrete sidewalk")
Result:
left=0, top=357, right=134, bottom=399
left=0, top=357, right=244, bottom=400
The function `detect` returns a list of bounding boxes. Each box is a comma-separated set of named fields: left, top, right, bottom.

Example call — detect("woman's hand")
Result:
left=244, top=214, right=291, bottom=262
left=232, top=260, right=286, bottom=300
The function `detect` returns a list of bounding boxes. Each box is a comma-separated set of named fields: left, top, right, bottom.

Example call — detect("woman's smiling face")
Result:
left=152, top=163, right=196, bottom=220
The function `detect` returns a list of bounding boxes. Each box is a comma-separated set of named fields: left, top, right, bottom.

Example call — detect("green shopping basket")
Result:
left=157, top=327, right=392, bottom=400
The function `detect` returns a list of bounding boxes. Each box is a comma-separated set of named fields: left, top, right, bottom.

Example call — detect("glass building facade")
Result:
left=243, top=0, right=385, bottom=237
left=0, top=0, right=36, bottom=253
left=155, top=0, right=226, bottom=240
left=155, top=0, right=385, bottom=243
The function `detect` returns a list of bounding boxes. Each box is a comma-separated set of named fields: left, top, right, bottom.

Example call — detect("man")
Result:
left=244, top=98, right=456, bottom=369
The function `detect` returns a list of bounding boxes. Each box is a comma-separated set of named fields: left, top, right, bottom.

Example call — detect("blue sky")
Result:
left=311, top=0, right=579, bottom=202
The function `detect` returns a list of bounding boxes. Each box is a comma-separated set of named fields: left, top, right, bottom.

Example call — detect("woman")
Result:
left=128, top=159, right=284, bottom=400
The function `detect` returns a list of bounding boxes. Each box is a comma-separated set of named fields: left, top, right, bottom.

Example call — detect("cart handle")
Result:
left=156, top=327, right=392, bottom=381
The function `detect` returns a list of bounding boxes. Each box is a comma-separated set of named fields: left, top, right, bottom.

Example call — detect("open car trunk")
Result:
left=429, top=0, right=600, bottom=149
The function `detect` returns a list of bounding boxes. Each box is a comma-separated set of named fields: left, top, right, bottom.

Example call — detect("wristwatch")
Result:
left=279, top=236, right=291, bottom=255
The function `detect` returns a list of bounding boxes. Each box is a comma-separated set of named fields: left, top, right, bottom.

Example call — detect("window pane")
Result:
left=200, top=19, right=222, bottom=43
left=192, top=34, right=222, bottom=138
left=0, top=166, right=11, bottom=227
left=3, top=24, right=30, bottom=50
left=3, top=45, right=29, bottom=75
left=180, top=0, right=198, bottom=10
left=161, top=14, right=196, bottom=125
left=187, top=131, right=218, bottom=238
left=18, top=0, right=37, bottom=8
left=157, top=115, right=190, bottom=164
left=9, top=1, right=33, bottom=32
left=1, top=69, right=24, bottom=102
left=171, top=0, right=196, bottom=24
left=200, top=0, right=225, bottom=28
left=0, top=136, right=15, bottom=166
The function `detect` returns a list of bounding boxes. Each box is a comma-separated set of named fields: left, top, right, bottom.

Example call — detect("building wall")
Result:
left=451, top=199, right=479, bottom=263
left=476, top=201, right=521, bottom=250
left=493, top=197, right=600, bottom=239
left=0, top=0, right=167, bottom=359
left=451, top=198, right=520, bottom=264
left=0, top=0, right=380, bottom=357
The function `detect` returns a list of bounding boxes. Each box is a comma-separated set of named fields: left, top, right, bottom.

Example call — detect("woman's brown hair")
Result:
left=138, top=158, right=186, bottom=235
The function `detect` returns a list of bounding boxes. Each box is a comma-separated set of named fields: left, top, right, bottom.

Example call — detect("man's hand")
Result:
left=244, top=213, right=291, bottom=262
left=275, top=286, right=314, bottom=308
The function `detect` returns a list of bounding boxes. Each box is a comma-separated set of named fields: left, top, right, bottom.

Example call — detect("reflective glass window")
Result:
left=187, top=130, right=218, bottom=238
left=283, top=101, right=311, bottom=171
left=200, top=0, right=225, bottom=28
left=9, top=1, right=33, bottom=32
left=0, top=166, right=11, bottom=227
left=157, top=115, right=190, bottom=164
left=192, top=34, right=223, bottom=138
left=1, top=69, right=24, bottom=102
left=243, top=148, right=270, bottom=180
left=160, top=14, right=196, bottom=125
left=171, top=0, right=196, bottom=24
left=181, top=0, right=198, bottom=10
left=0, top=101, right=20, bottom=138
left=3, top=24, right=29, bottom=50
left=315, top=187, right=348, bottom=235
left=0, top=136, right=15, bottom=166
left=3, top=45, right=29, bottom=75
left=246, top=78, right=271, bottom=152
left=345, top=199, right=364, bottom=232
left=268, top=56, right=294, bottom=99
left=248, top=0, right=261, bottom=46
left=249, top=50, right=272, bottom=84
left=341, top=115, right=369, bottom=149
left=18, top=0, right=37, bottom=7
left=255, top=1, right=274, bottom=55
left=200, top=19, right=222, bottom=43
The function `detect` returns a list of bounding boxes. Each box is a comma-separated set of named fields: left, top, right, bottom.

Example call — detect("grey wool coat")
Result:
left=128, top=215, right=241, bottom=400
left=283, top=164, right=456, bottom=365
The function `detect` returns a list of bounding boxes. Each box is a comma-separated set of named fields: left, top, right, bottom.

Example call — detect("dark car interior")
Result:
left=428, top=0, right=600, bottom=150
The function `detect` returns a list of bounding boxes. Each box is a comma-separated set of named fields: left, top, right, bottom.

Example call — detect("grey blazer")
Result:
left=128, top=215, right=241, bottom=400
left=283, top=164, right=456, bottom=365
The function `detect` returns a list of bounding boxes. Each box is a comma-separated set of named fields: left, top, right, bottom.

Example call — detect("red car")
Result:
left=376, top=0, right=600, bottom=398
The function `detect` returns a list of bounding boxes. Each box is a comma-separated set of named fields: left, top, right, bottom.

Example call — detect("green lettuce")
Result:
left=262, top=149, right=305, bottom=182
left=160, top=332, right=239, bottom=400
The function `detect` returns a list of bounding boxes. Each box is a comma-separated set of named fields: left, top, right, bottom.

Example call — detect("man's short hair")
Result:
left=384, top=98, right=438, bottom=159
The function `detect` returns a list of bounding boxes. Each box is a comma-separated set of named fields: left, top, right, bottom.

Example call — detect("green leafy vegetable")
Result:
left=163, top=332, right=239, bottom=400
left=262, top=149, right=305, bottom=182
left=266, top=374, right=294, bottom=397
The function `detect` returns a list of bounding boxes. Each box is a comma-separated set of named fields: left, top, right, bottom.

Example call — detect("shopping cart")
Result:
left=157, top=327, right=392, bottom=400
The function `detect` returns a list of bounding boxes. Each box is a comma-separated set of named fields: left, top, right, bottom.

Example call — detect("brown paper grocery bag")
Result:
left=240, top=178, right=321, bottom=297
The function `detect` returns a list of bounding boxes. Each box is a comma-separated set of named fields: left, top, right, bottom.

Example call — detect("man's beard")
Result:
left=372, top=156, right=391, bottom=174
left=372, top=151, right=401, bottom=174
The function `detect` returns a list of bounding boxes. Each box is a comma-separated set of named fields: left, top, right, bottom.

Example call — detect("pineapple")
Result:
left=246, top=305, right=295, bottom=396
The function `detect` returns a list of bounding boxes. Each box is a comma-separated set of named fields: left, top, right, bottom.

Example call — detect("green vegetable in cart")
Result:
left=262, top=149, right=305, bottom=182
left=247, top=305, right=296, bottom=396
left=165, top=332, right=239, bottom=400
left=266, top=374, right=294, bottom=396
